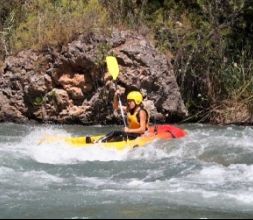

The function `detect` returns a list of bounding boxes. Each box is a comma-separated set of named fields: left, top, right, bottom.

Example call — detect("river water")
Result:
left=0, top=122, right=253, bottom=219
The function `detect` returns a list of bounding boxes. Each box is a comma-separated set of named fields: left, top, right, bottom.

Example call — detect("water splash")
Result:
left=2, top=123, right=253, bottom=218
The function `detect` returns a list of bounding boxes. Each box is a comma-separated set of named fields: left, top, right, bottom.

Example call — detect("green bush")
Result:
left=11, top=0, right=109, bottom=51
left=145, top=0, right=253, bottom=122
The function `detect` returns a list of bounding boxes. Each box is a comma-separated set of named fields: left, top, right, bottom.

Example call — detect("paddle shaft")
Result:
left=114, top=82, right=127, bottom=128
left=118, top=96, right=127, bottom=127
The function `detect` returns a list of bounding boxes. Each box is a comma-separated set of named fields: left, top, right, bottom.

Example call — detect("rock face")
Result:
left=0, top=30, right=188, bottom=124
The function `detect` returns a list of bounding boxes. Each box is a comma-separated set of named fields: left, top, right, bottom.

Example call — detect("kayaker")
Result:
left=113, top=90, right=149, bottom=136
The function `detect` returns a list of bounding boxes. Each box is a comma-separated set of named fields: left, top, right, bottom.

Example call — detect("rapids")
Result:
left=0, top=123, right=253, bottom=218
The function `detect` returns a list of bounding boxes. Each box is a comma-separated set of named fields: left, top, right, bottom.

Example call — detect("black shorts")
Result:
left=98, top=131, right=141, bottom=143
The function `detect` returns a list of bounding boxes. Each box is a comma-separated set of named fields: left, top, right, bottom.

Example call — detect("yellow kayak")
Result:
left=38, top=125, right=187, bottom=151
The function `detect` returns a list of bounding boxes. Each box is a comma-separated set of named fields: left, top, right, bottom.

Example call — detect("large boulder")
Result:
left=0, top=30, right=188, bottom=124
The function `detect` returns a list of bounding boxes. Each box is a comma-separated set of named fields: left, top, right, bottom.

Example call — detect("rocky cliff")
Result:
left=0, top=30, right=188, bottom=124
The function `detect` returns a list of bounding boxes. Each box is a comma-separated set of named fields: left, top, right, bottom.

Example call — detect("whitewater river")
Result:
left=1, top=122, right=253, bottom=219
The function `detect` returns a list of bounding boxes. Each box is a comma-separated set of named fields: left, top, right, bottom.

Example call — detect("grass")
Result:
left=11, top=0, right=110, bottom=51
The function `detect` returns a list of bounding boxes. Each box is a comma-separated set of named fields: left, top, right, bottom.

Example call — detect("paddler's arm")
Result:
left=113, top=90, right=126, bottom=111
left=124, top=110, right=147, bottom=134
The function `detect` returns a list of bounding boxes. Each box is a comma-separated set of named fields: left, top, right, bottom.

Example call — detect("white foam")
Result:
left=6, top=123, right=253, bottom=167
left=228, top=191, right=253, bottom=204
left=0, top=166, right=63, bottom=187
left=195, top=165, right=226, bottom=183
left=8, top=127, right=183, bottom=164
left=21, top=170, right=64, bottom=185
left=5, top=127, right=127, bottom=164
left=30, top=143, right=129, bottom=164
left=126, top=141, right=171, bottom=161
left=127, top=179, right=145, bottom=187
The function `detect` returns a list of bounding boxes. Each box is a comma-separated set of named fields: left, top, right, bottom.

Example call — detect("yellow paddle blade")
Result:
left=106, top=56, right=119, bottom=80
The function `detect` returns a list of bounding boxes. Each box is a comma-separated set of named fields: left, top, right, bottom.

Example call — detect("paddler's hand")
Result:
left=124, top=127, right=130, bottom=133
left=114, top=90, right=123, bottom=105
left=114, top=89, right=122, bottom=98
left=114, top=88, right=125, bottom=98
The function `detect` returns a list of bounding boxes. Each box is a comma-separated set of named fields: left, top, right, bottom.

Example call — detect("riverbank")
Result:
left=1, top=1, right=253, bottom=125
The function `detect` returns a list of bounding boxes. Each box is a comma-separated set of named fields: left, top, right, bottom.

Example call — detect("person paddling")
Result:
left=113, top=90, right=149, bottom=136
left=98, top=56, right=149, bottom=143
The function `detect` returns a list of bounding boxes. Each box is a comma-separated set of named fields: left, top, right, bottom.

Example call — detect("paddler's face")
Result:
left=127, top=100, right=136, bottom=110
